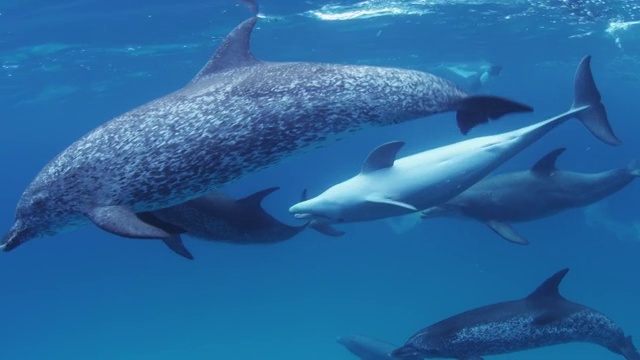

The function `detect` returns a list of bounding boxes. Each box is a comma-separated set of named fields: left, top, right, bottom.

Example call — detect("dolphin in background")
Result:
left=136, top=187, right=342, bottom=259
left=420, top=147, right=640, bottom=245
left=288, top=56, right=619, bottom=230
left=392, top=269, right=640, bottom=360
left=0, top=0, right=532, bottom=256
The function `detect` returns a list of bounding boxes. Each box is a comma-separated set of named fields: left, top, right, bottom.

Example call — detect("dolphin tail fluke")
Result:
left=570, top=55, right=621, bottom=146
left=621, top=336, right=640, bottom=360
left=455, top=95, right=533, bottom=135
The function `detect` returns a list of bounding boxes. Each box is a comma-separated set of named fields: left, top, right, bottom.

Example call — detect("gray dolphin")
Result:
left=136, top=187, right=342, bottom=259
left=337, top=335, right=421, bottom=360
left=392, top=268, right=640, bottom=360
left=0, top=0, right=532, bottom=256
left=420, top=148, right=640, bottom=245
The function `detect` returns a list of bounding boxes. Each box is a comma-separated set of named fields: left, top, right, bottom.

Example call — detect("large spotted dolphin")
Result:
left=420, top=147, right=640, bottom=245
left=392, top=269, right=640, bottom=360
left=0, top=1, right=532, bottom=255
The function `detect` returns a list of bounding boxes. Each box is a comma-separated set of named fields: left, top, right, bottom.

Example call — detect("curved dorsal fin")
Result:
left=190, top=16, right=260, bottom=83
left=237, top=187, right=280, bottom=207
left=531, top=148, right=566, bottom=175
left=361, top=141, right=405, bottom=174
left=526, top=268, right=569, bottom=300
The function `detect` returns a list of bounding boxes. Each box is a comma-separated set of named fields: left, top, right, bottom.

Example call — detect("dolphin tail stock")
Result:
left=568, top=55, right=621, bottom=146
left=239, top=0, right=259, bottom=14
left=455, top=95, right=534, bottom=135
left=621, top=336, right=640, bottom=360
left=299, top=189, right=345, bottom=237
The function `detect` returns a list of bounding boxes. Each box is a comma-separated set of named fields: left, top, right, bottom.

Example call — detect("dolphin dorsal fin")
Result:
left=531, top=148, right=566, bottom=175
left=190, top=16, right=260, bottom=83
left=526, top=268, right=569, bottom=300
left=237, top=187, right=280, bottom=207
left=361, top=141, right=405, bottom=174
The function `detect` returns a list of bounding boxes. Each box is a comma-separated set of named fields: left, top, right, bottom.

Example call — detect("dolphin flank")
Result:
left=392, top=268, right=640, bottom=360
left=0, top=0, right=531, bottom=255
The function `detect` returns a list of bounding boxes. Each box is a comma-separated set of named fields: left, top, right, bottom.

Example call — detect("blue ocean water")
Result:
left=0, top=0, right=639, bottom=359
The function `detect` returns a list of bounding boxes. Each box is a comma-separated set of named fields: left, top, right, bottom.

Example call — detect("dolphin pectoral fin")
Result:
left=365, top=195, right=418, bottom=212
left=161, top=235, right=194, bottom=260
left=485, top=221, right=529, bottom=245
left=309, top=221, right=345, bottom=237
left=455, top=95, right=533, bottom=135
left=87, top=206, right=171, bottom=239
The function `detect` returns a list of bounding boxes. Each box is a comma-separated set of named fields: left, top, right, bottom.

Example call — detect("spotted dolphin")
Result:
left=420, top=147, right=640, bottom=245
left=135, top=187, right=342, bottom=259
left=0, top=1, right=532, bottom=256
left=392, top=268, right=640, bottom=360
left=337, top=335, right=421, bottom=360
left=288, top=56, right=619, bottom=228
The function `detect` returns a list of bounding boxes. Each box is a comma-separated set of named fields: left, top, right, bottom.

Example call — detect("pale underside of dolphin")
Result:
left=0, top=0, right=533, bottom=256
left=419, top=147, right=640, bottom=245
left=136, top=187, right=343, bottom=259
left=392, top=269, right=640, bottom=360
left=288, top=55, right=620, bottom=230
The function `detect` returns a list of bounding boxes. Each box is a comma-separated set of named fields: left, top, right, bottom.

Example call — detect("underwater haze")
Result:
left=1, top=0, right=640, bottom=359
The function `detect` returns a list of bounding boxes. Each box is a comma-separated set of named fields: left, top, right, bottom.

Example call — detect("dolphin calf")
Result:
left=392, top=268, right=640, bottom=360
left=136, top=187, right=342, bottom=259
left=288, top=56, right=619, bottom=228
left=420, top=147, right=640, bottom=245
left=337, top=335, right=420, bottom=360
left=0, top=0, right=532, bottom=256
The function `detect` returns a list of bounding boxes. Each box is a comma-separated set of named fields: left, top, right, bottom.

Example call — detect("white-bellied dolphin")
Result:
left=135, top=187, right=343, bottom=259
left=288, top=56, right=619, bottom=229
left=420, top=147, right=640, bottom=245
left=0, top=0, right=532, bottom=256
left=392, top=268, right=640, bottom=360
left=337, top=335, right=420, bottom=360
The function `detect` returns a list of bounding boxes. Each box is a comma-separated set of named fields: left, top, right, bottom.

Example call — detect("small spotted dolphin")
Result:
left=420, top=147, right=640, bottom=245
left=0, top=0, right=532, bottom=256
left=392, top=268, right=640, bottom=360
left=136, top=187, right=342, bottom=259
left=337, top=335, right=421, bottom=360
left=288, top=56, right=619, bottom=228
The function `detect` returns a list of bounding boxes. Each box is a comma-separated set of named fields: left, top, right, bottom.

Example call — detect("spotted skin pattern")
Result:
left=395, top=269, right=638, bottom=359
left=2, top=15, right=478, bottom=250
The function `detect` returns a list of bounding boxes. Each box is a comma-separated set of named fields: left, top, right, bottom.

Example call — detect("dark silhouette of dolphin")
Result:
left=137, top=187, right=342, bottom=259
